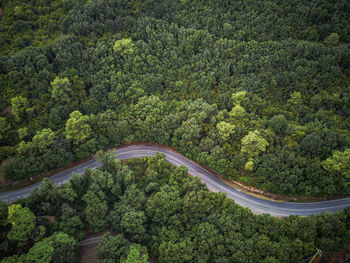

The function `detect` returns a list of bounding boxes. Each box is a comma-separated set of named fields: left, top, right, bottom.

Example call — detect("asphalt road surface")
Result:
left=1, top=144, right=349, bottom=217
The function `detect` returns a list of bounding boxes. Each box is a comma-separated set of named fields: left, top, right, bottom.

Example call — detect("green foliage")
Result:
left=25, top=232, right=77, bottom=263
left=0, top=254, right=26, bottom=263
left=2, top=155, right=350, bottom=262
left=32, top=129, right=56, bottom=153
left=322, top=149, right=350, bottom=181
left=231, top=91, right=247, bottom=105
left=216, top=122, right=235, bottom=140
left=49, top=232, right=78, bottom=263
left=122, top=244, right=148, bottom=263
left=10, top=96, right=29, bottom=122
left=56, top=204, right=84, bottom=240
left=324, top=33, right=340, bottom=47
left=65, top=111, right=92, bottom=145
left=50, top=77, right=72, bottom=104
left=1, top=0, right=350, bottom=200
left=268, top=115, right=288, bottom=135
left=241, top=130, right=269, bottom=158
left=7, top=205, right=36, bottom=245
left=26, top=239, right=54, bottom=263
left=113, top=38, right=135, bottom=55
left=300, top=132, right=323, bottom=157
left=83, top=190, right=108, bottom=232
left=120, top=211, right=147, bottom=242
left=287, top=92, right=302, bottom=105
left=96, top=232, right=128, bottom=263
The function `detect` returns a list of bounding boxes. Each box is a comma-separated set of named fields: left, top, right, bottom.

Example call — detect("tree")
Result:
left=35, top=178, right=60, bottom=215
left=65, top=110, right=92, bottom=144
left=287, top=92, right=302, bottom=106
left=300, top=132, right=322, bottom=157
left=26, top=232, right=77, bottom=263
left=11, top=96, right=29, bottom=122
left=241, top=130, right=269, bottom=157
left=229, top=105, right=246, bottom=123
left=96, top=232, right=128, bottom=263
left=122, top=244, right=148, bottom=263
left=268, top=114, right=288, bottom=135
left=322, top=149, right=350, bottom=181
left=113, top=38, right=135, bottom=55
left=158, top=238, right=194, bottom=263
left=216, top=122, right=235, bottom=140
left=146, top=185, right=182, bottom=226
left=7, top=204, right=36, bottom=245
left=120, top=211, right=147, bottom=242
left=50, top=77, right=71, bottom=104
left=231, top=91, right=247, bottom=105
left=1, top=254, right=26, bottom=263
left=50, top=232, right=78, bottom=263
left=57, top=204, right=85, bottom=240
left=32, top=128, right=56, bottom=153
left=324, top=33, right=339, bottom=47
left=83, top=190, right=108, bottom=232
left=26, top=238, right=54, bottom=263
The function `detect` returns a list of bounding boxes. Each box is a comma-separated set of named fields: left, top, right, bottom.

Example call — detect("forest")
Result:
left=1, top=153, right=350, bottom=262
left=0, top=0, right=350, bottom=261
left=0, top=0, right=350, bottom=197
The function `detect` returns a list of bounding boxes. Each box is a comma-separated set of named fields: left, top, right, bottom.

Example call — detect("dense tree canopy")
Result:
left=0, top=154, right=349, bottom=262
left=0, top=4, right=350, bottom=262
left=1, top=0, right=350, bottom=197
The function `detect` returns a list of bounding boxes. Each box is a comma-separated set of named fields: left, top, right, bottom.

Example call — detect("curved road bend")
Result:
left=1, top=144, right=349, bottom=217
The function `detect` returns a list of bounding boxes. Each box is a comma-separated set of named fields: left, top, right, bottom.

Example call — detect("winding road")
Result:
left=1, top=144, right=350, bottom=217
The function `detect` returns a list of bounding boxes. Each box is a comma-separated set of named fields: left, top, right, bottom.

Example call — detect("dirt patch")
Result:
left=0, top=159, right=9, bottom=186
left=40, top=215, right=55, bottom=225
left=79, top=244, right=98, bottom=263
left=2, top=106, right=12, bottom=115
left=78, top=230, right=109, bottom=263
left=320, top=246, right=350, bottom=263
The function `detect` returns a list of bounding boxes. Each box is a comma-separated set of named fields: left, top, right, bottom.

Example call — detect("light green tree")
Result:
left=50, top=77, right=71, bottom=103
left=113, top=38, right=135, bottom=55
left=65, top=111, right=92, bottom=144
left=229, top=105, right=246, bottom=122
left=7, top=204, right=36, bottom=245
left=241, top=130, right=269, bottom=157
left=287, top=92, right=302, bottom=105
left=32, top=128, right=56, bottom=153
left=245, top=159, right=254, bottom=171
left=231, top=91, right=247, bottom=105
left=322, top=149, right=350, bottom=180
left=11, top=96, right=29, bottom=122
left=122, top=244, right=148, bottom=263
left=216, top=121, right=235, bottom=140
left=17, top=127, right=28, bottom=140
left=241, top=130, right=269, bottom=171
